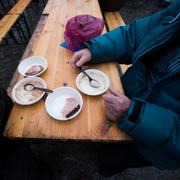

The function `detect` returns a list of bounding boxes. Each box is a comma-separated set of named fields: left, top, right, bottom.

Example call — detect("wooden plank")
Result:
left=4, top=0, right=131, bottom=141
left=8, top=0, right=32, bottom=15
left=42, top=0, right=56, bottom=15
left=0, top=0, right=32, bottom=42
left=0, top=14, right=19, bottom=42
left=104, top=11, right=125, bottom=28
left=104, top=11, right=131, bottom=74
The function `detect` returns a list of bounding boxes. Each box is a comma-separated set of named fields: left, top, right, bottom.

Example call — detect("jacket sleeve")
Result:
left=118, top=98, right=180, bottom=152
left=83, top=0, right=179, bottom=64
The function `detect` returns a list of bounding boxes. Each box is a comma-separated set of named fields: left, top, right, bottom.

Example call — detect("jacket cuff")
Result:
left=118, top=98, right=144, bottom=131
left=83, top=39, right=112, bottom=64
left=83, top=41, right=97, bottom=64
left=118, top=98, right=176, bottom=146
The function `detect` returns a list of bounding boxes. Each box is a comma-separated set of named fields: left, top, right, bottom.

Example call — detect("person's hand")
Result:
left=103, top=88, right=131, bottom=123
left=71, top=48, right=92, bottom=69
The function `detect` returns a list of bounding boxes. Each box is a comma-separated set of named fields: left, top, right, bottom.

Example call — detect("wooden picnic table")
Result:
left=4, top=0, right=131, bottom=141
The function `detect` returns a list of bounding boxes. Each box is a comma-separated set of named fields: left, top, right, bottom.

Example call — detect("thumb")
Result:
left=108, top=88, right=123, bottom=97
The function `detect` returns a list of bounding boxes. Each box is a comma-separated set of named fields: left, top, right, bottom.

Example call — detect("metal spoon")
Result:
left=80, top=69, right=100, bottom=88
left=24, top=83, right=53, bottom=93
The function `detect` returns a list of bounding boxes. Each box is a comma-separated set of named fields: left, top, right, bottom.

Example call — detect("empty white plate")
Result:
left=18, top=56, right=48, bottom=77
left=76, top=69, right=110, bottom=96
left=45, top=87, right=83, bottom=120
left=12, top=77, right=46, bottom=105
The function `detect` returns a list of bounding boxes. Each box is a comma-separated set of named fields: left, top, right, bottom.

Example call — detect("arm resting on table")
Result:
left=84, top=1, right=179, bottom=64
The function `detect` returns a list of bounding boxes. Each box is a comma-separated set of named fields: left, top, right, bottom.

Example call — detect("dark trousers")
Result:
left=98, top=142, right=151, bottom=177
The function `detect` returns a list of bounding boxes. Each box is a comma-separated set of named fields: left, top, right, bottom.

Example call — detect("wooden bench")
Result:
left=0, top=0, right=32, bottom=43
left=104, top=11, right=131, bottom=74
left=0, top=14, right=19, bottom=42
left=8, top=0, right=32, bottom=15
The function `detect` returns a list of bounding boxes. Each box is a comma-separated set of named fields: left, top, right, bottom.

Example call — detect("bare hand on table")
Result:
left=103, top=88, right=131, bottom=123
left=71, top=48, right=92, bottom=69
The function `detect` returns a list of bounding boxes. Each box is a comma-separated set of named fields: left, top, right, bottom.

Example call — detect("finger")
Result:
left=104, top=103, right=114, bottom=119
left=106, top=103, right=121, bottom=120
left=104, top=102, right=118, bottom=121
left=71, top=53, right=81, bottom=68
left=104, top=101, right=115, bottom=111
left=108, top=88, right=123, bottom=97
left=76, top=56, right=87, bottom=67
left=103, top=95, right=116, bottom=104
left=102, top=86, right=113, bottom=96
left=71, top=60, right=77, bottom=68
left=103, top=90, right=111, bottom=96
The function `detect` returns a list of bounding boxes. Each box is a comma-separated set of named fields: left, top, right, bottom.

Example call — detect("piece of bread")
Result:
left=62, top=97, right=80, bottom=118
left=25, top=65, right=44, bottom=76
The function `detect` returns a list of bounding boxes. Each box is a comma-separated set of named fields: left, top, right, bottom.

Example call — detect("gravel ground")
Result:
left=120, top=0, right=161, bottom=23
left=0, top=0, right=180, bottom=180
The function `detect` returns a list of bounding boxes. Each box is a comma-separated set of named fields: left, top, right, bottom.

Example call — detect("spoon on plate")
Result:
left=24, top=83, right=53, bottom=93
left=80, top=68, right=101, bottom=88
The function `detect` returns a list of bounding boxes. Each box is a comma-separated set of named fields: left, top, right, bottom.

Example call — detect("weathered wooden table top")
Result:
left=4, top=0, right=131, bottom=141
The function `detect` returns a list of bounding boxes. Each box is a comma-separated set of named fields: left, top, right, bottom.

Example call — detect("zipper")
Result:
left=163, top=12, right=180, bottom=25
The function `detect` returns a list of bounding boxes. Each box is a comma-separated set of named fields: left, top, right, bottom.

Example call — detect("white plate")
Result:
left=76, top=69, right=110, bottom=96
left=12, top=77, right=46, bottom=105
left=18, top=56, right=48, bottom=77
left=45, top=87, right=83, bottom=120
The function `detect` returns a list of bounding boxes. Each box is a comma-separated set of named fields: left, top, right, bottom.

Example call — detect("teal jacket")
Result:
left=84, top=0, right=180, bottom=170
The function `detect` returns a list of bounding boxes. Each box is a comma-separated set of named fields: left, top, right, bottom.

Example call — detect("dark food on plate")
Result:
left=62, top=97, right=80, bottom=118
left=25, top=65, right=44, bottom=76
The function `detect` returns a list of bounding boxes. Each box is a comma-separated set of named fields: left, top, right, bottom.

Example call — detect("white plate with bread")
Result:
left=18, top=56, right=47, bottom=77
left=45, top=87, right=83, bottom=120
